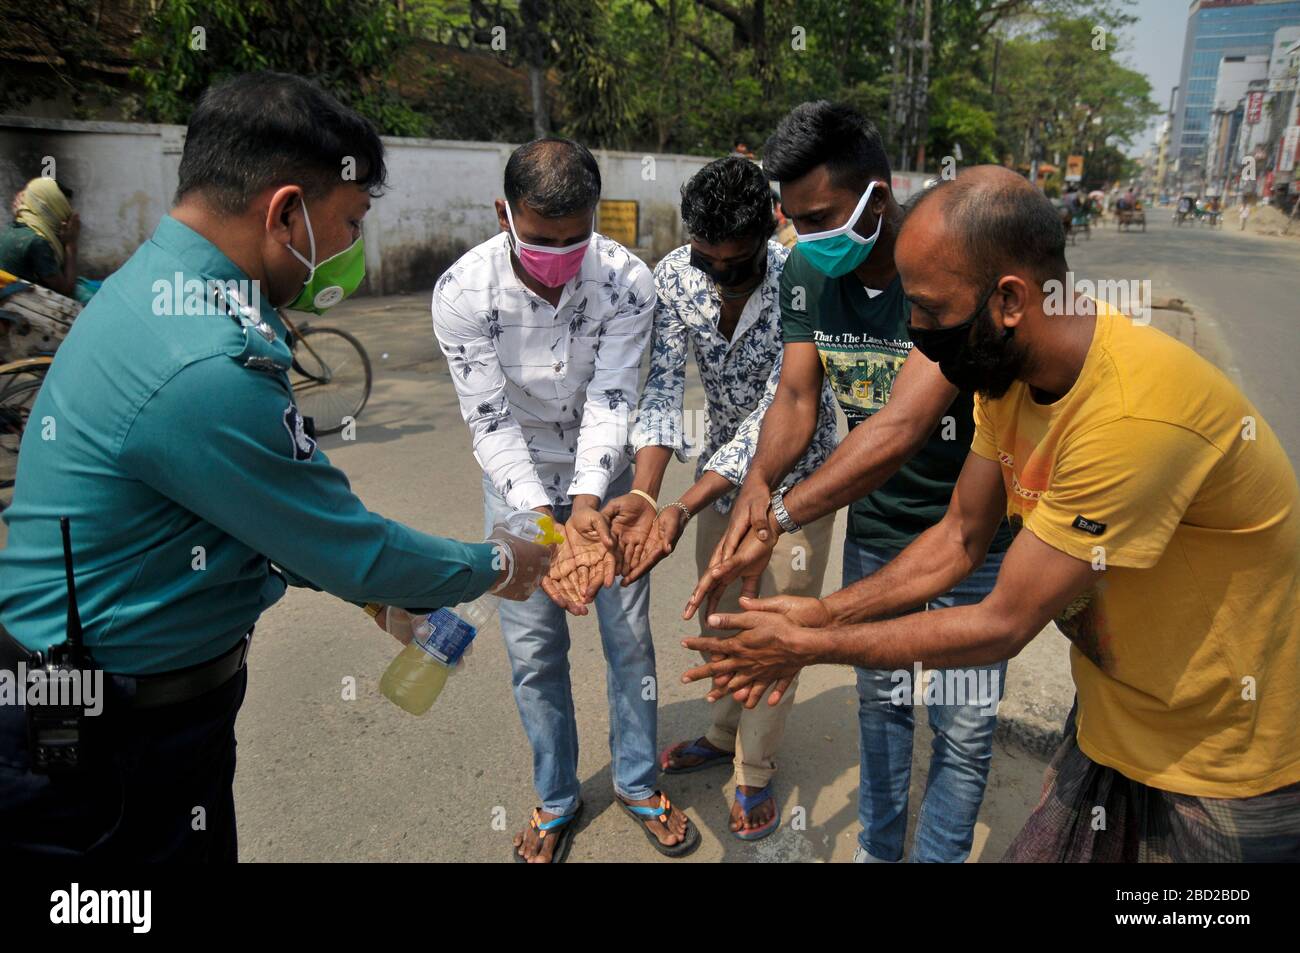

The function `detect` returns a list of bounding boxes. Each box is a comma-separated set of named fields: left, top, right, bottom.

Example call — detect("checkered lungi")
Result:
left=1004, top=706, right=1300, bottom=863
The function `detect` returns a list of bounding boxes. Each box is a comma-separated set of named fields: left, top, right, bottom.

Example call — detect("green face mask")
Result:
left=284, top=200, right=366, bottom=313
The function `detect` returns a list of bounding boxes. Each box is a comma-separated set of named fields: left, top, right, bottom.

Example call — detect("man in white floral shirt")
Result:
left=605, top=156, right=839, bottom=840
left=432, top=138, right=698, bottom=862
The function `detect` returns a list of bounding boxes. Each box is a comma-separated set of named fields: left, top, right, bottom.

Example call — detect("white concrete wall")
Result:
left=889, top=171, right=928, bottom=204
left=0, top=117, right=184, bottom=278
left=0, top=116, right=712, bottom=294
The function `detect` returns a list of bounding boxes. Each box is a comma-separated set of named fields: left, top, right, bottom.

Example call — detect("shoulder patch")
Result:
left=283, top=403, right=317, bottom=461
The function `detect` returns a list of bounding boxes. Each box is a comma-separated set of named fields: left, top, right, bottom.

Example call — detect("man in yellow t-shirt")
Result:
left=678, top=165, right=1300, bottom=862
left=969, top=302, right=1298, bottom=802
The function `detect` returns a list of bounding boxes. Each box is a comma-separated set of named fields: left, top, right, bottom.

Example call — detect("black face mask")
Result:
left=907, top=285, right=1024, bottom=398
left=690, top=241, right=765, bottom=291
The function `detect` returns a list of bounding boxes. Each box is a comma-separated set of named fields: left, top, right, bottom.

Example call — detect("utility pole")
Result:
left=990, top=37, right=1001, bottom=96
left=887, top=0, right=906, bottom=148
left=897, top=0, right=918, bottom=171
left=914, top=0, right=933, bottom=173
left=1163, top=85, right=1178, bottom=195
left=521, top=0, right=550, bottom=138
left=1028, top=121, right=1041, bottom=191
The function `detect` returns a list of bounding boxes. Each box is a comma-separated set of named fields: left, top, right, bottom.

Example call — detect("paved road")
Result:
left=8, top=215, right=1294, bottom=862
left=1067, top=214, right=1300, bottom=466
left=228, top=305, right=1047, bottom=862
left=229, top=221, right=1299, bottom=861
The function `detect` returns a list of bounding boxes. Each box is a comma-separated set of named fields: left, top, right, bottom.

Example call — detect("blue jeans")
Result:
left=483, top=468, right=657, bottom=817
left=843, top=539, right=1007, bottom=863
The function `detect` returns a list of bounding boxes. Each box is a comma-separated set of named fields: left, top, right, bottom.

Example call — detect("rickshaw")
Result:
left=1202, top=196, right=1224, bottom=228
left=0, top=270, right=81, bottom=506
left=1117, top=198, right=1146, bottom=232
left=1071, top=201, right=1092, bottom=240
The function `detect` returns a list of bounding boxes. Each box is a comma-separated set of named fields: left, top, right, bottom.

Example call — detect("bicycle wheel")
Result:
left=289, top=326, right=372, bottom=436
left=0, top=364, right=48, bottom=504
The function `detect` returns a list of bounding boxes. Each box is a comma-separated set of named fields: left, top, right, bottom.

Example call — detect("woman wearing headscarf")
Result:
left=0, top=177, right=90, bottom=301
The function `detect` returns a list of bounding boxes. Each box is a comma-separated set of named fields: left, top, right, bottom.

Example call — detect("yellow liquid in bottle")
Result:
left=379, top=642, right=451, bottom=715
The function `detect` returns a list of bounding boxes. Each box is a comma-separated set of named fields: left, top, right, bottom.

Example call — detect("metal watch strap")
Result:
left=770, top=487, right=800, bottom=534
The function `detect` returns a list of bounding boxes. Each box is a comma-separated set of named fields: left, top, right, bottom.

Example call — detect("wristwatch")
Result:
left=770, top=487, right=800, bottom=534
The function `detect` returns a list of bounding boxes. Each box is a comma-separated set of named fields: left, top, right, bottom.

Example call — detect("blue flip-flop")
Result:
left=513, top=802, right=583, bottom=863
left=618, top=792, right=701, bottom=858
left=733, top=785, right=780, bottom=841
left=660, top=738, right=733, bottom=775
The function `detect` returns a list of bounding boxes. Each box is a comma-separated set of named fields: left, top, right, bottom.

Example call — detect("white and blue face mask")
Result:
left=796, top=180, right=883, bottom=277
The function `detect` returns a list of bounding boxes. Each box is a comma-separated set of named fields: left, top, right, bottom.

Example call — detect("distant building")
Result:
left=1267, top=36, right=1300, bottom=204
left=1204, top=55, right=1270, bottom=191
left=1171, top=0, right=1300, bottom=189
left=1155, top=118, right=1172, bottom=194
left=1203, top=29, right=1300, bottom=202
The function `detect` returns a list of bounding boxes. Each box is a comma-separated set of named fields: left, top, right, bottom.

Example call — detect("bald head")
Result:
left=902, top=165, right=1067, bottom=292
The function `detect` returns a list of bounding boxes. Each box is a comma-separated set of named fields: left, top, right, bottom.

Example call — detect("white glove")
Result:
left=486, top=511, right=556, bottom=601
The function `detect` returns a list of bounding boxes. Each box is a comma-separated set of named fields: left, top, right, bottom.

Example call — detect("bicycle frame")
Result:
left=279, top=310, right=334, bottom=388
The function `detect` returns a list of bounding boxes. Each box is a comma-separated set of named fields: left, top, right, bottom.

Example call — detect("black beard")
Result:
left=940, top=306, right=1026, bottom=399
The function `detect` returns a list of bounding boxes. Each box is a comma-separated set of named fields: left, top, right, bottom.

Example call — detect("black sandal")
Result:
left=617, top=792, right=701, bottom=858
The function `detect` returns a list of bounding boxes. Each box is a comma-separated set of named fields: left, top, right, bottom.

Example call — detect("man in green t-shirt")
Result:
left=687, top=101, right=1012, bottom=863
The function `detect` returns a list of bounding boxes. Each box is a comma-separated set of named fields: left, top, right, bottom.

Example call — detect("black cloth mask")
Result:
left=907, top=285, right=1024, bottom=398
left=690, top=241, right=765, bottom=291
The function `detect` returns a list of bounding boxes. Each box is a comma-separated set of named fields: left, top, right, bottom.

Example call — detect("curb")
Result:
left=994, top=622, right=1074, bottom=759
left=994, top=701, right=1067, bottom=759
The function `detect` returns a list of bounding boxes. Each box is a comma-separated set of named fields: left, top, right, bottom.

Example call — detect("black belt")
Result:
left=0, top=627, right=252, bottom=711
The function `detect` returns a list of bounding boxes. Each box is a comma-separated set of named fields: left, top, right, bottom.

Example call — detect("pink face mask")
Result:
left=504, top=202, right=591, bottom=288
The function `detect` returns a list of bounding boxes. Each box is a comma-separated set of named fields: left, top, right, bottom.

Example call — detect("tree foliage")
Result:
left=129, top=0, right=427, bottom=135
left=18, top=0, right=1160, bottom=185
left=2, top=0, right=140, bottom=117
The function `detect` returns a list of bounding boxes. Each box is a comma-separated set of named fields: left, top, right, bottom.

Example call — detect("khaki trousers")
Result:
left=692, top=505, right=834, bottom=787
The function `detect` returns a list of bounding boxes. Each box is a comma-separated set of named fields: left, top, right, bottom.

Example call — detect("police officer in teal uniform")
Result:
left=0, top=72, right=550, bottom=860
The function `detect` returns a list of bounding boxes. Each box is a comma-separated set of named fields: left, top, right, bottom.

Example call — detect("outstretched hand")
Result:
left=682, top=520, right=777, bottom=621
left=542, top=502, right=616, bottom=615
left=681, top=595, right=828, bottom=708
left=720, top=479, right=774, bottom=562
left=624, top=503, right=690, bottom=585
left=601, top=492, right=657, bottom=580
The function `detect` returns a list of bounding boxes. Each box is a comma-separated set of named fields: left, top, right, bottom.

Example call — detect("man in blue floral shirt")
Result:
left=605, top=157, right=839, bottom=840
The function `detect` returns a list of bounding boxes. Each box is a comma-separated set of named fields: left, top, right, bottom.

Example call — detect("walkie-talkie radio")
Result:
left=25, top=517, right=98, bottom=775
